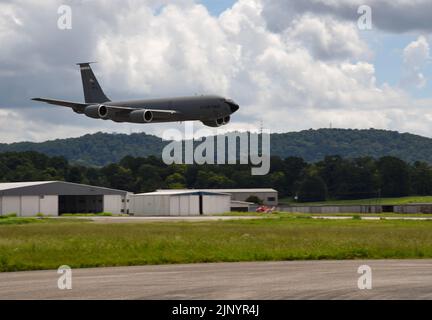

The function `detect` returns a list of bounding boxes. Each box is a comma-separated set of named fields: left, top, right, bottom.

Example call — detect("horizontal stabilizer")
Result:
left=32, top=98, right=89, bottom=112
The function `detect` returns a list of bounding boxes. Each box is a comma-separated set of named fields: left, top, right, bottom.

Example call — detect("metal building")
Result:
left=130, top=190, right=231, bottom=216
left=0, top=181, right=129, bottom=216
left=158, top=189, right=279, bottom=206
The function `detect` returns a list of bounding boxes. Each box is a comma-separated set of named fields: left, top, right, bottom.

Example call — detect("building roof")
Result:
left=135, top=190, right=231, bottom=196
left=157, top=188, right=278, bottom=193
left=0, top=181, right=54, bottom=191
left=0, top=181, right=128, bottom=196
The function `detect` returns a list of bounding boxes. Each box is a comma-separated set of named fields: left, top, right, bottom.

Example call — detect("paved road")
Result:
left=55, top=215, right=432, bottom=224
left=59, top=215, right=432, bottom=224
left=86, top=216, right=263, bottom=223
left=1, top=260, right=431, bottom=300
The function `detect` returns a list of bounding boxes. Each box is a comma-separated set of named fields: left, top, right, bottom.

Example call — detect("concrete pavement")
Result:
left=1, top=260, right=431, bottom=300
left=87, top=215, right=264, bottom=223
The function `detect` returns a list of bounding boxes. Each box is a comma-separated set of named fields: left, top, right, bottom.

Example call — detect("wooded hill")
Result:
left=1, top=128, right=431, bottom=166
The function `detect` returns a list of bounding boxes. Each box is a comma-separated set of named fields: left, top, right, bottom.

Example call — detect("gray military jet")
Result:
left=33, top=63, right=239, bottom=127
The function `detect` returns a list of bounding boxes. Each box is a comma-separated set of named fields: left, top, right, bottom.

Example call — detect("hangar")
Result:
left=158, top=188, right=279, bottom=206
left=0, top=181, right=129, bottom=216
left=130, top=190, right=231, bottom=216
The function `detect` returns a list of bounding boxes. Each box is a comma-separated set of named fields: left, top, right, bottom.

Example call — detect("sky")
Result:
left=1, top=0, right=432, bottom=143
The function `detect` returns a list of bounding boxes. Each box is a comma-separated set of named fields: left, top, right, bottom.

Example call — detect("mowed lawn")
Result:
left=1, top=217, right=432, bottom=271
left=279, top=195, right=432, bottom=206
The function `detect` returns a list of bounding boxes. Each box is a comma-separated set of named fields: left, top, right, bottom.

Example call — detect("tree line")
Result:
left=0, top=151, right=431, bottom=202
left=3, top=129, right=432, bottom=167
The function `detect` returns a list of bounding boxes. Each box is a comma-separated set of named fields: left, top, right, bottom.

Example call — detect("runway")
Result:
left=1, top=260, right=431, bottom=300
left=86, top=215, right=264, bottom=223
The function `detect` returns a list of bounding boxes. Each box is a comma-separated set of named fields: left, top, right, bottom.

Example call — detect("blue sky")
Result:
left=365, top=32, right=432, bottom=98
left=200, top=0, right=432, bottom=98
left=199, top=0, right=236, bottom=15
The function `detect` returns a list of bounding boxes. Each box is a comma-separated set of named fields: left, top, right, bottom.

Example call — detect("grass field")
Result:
left=1, top=216, right=432, bottom=272
left=279, top=196, right=432, bottom=206
left=222, top=211, right=432, bottom=218
left=0, top=216, right=87, bottom=226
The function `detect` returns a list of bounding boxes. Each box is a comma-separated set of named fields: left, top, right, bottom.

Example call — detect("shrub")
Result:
left=0, top=213, right=17, bottom=219
left=245, top=195, right=264, bottom=205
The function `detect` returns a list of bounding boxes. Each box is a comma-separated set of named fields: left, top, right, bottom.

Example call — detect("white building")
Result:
left=130, top=190, right=231, bottom=216
left=158, top=188, right=278, bottom=206
left=0, top=181, right=129, bottom=217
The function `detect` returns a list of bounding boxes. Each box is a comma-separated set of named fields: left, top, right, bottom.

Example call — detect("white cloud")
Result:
left=0, top=0, right=431, bottom=144
left=401, top=35, right=430, bottom=88
left=261, top=0, right=432, bottom=33
left=283, top=14, right=371, bottom=61
left=97, top=3, right=240, bottom=97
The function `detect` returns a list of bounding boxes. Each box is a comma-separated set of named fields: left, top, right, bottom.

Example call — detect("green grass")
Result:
left=0, top=216, right=88, bottom=226
left=60, top=213, right=127, bottom=217
left=1, top=216, right=432, bottom=272
left=279, top=196, right=432, bottom=206
left=220, top=211, right=432, bottom=218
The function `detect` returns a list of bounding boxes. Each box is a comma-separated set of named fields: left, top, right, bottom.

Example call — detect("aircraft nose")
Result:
left=230, top=103, right=239, bottom=113
left=226, top=101, right=239, bottom=113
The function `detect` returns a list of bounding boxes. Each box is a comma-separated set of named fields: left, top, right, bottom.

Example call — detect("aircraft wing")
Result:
left=32, top=98, right=90, bottom=112
left=141, top=109, right=178, bottom=116
left=104, top=106, right=179, bottom=118
left=33, top=98, right=179, bottom=119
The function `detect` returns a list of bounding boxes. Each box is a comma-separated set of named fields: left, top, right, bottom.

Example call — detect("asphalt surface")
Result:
left=87, top=216, right=263, bottom=223
left=1, top=260, right=431, bottom=300
left=60, top=215, right=432, bottom=224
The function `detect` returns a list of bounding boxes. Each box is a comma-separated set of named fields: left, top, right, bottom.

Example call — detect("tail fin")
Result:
left=77, top=62, right=110, bottom=104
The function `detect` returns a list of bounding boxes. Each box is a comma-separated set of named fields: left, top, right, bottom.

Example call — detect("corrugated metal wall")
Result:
left=202, top=195, right=230, bottom=215
left=0, top=195, right=58, bottom=216
left=131, top=195, right=171, bottom=216
left=131, top=194, right=230, bottom=216
left=103, top=195, right=123, bottom=214
left=170, top=195, right=200, bottom=216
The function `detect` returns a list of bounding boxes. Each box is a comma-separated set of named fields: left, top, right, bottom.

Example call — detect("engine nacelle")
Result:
left=129, top=110, right=154, bottom=123
left=202, top=116, right=230, bottom=128
left=84, top=104, right=112, bottom=120
left=72, top=107, right=84, bottom=114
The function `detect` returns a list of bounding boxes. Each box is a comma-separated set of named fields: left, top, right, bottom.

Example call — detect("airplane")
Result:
left=32, top=62, right=240, bottom=127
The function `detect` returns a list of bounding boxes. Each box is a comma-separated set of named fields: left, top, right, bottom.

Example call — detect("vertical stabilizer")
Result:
left=77, top=62, right=110, bottom=104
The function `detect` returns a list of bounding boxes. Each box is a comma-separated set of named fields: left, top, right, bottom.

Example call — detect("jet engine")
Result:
left=129, top=109, right=154, bottom=123
left=84, top=104, right=112, bottom=120
left=201, top=116, right=230, bottom=128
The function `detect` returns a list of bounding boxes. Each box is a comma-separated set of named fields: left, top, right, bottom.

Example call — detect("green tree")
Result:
left=135, top=164, right=163, bottom=192
left=66, top=167, right=83, bottom=183
left=101, top=164, right=134, bottom=191
left=297, top=175, right=328, bottom=202
left=411, top=161, right=432, bottom=195
left=166, top=173, right=186, bottom=189
left=377, top=156, right=411, bottom=197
